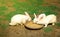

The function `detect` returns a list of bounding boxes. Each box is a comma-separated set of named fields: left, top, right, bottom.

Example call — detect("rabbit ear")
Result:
left=38, top=14, right=46, bottom=20
left=25, top=12, right=30, bottom=16
left=34, top=13, right=37, bottom=18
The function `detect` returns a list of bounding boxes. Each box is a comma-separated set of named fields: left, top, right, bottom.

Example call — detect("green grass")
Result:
left=42, top=11, right=57, bottom=16
left=56, top=22, right=60, bottom=27
left=43, top=27, right=53, bottom=33
left=12, top=0, right=44, bottom=15
left=37, top=5, right=58, bottom=15
left=0, top=24, right=9, bottom=30
left=0, top=6, right=7, bottom=11
left=0, top=12, right=5, bottom=15
left=28, top=0, right=43, bottom=5
left=0, top=6, right=8, bottom=15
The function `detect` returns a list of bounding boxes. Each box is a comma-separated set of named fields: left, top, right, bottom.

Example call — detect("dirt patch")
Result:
left=5, top=2, right=14, bottom=7
left=44, top=0, right=59, bottom=4
left=4, top=25, right=44, bottom=37
left=0, top=16, right=5, bottom=18
left=2, top=24, right=60, bottom=37
left=4, top=7, right=16, bottom=15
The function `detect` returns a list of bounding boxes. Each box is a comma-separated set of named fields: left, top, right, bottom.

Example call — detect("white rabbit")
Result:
left=33, top=13, right=46, bottom=24
left=33, top=13, right=39, bottom=23
left=9, top=12, right=31, bottom=25
left=37, top=14, right=57, bottom=27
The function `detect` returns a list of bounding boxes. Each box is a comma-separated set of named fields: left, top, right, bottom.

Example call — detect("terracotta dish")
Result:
left=24, top=21, right=44, bottom=29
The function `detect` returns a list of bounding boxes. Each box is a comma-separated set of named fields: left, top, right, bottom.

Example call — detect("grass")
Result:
left=37, top=5, right=58, bottom=15
left=28, top=0, right=43, bottom=5
left=42, top=11, right=57, bottom=16
left=56, top=22, right=60, bottom=27
left=0, top=12, right=5, bottom=15
left=0, top=6, right=7, bottom=11
left=43, top=26, right=53, bottom=33
left=43, top=22, right=60, bottom=32
left=0, top=6, right=8, bottom=15
left=0, top=24, right=9, bottom=30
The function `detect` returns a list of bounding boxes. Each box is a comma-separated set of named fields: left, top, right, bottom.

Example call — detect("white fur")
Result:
left=9, top=12, right=31, bottom=25
left=33, top=13, right=38, bottom=23
left=33, top=13, right=46, bottom=24
left=37, top=14, right=57, bottom=27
